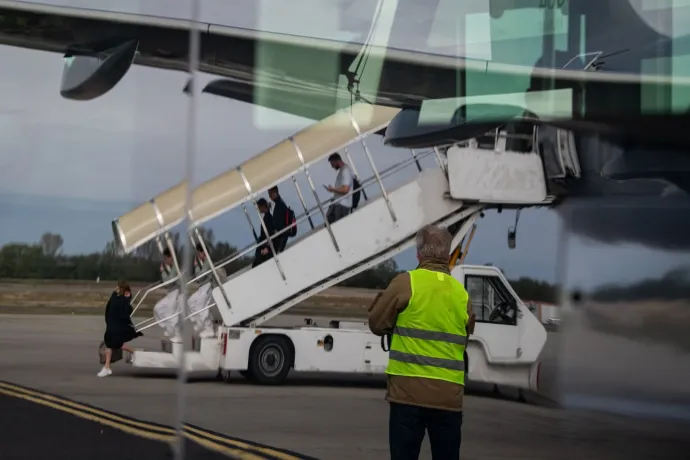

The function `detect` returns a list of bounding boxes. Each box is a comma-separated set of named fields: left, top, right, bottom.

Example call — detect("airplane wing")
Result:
left=1, top=0, right=688, bottom=143
left=1, top=0, right=476, bottom=120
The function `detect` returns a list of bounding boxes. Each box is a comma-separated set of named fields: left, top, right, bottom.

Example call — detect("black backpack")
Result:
left=285, top=207, right=297, bottom=237
left=352, top=176, right=362, bottom=210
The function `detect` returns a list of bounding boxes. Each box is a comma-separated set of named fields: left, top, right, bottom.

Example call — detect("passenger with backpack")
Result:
left=325, top=152, right=360, bottom=224
left=268, top=186, right=297, bottom=253
left=251, top=198, right=276, bottom=268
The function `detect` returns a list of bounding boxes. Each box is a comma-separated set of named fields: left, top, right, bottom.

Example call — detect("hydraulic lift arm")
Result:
left=449, top=224, right=477, bottom=267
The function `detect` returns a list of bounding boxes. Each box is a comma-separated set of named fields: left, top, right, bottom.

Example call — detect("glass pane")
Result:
left=4, top=2, right=690, bottom=460
left=557, top=195, right=690, bottom=455
left=466, top=275, right=487, bottom=320
left=414, top=1, right=690, bottom=133
left=0, top=0, right=191, bottom=457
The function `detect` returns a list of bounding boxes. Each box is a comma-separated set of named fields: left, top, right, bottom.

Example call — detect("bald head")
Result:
left=415, top=225, right=451, bottom=262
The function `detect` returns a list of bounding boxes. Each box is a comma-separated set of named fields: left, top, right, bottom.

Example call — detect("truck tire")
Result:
left=248, top=335, right=293, bottom=385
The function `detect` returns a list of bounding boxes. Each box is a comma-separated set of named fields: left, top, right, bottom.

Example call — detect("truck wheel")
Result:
left=248, top=336, right=293, bottom=385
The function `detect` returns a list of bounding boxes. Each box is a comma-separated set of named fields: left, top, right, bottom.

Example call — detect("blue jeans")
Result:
left=389, top=402, right=463, bottom=460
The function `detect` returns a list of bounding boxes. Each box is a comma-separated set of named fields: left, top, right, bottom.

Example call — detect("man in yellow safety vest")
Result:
left=368, top=224, right=475, bottom=460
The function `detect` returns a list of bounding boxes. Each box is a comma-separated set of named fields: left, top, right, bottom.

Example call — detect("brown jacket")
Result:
left=368, top=258, right=475, bottom=412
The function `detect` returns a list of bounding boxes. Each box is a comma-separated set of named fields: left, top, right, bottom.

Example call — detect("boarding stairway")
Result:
left=113, top=101, right=574, bottom=370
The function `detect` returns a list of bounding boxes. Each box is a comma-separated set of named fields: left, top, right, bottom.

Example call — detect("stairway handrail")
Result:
left=129, top=148, right=436, bottom=318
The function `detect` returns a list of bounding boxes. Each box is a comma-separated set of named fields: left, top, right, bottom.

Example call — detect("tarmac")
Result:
left=0, top=381, right=314, bottom=460
left=1, top=313, right=689, bottom=460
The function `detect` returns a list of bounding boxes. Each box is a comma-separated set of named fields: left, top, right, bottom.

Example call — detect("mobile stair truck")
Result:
left=113, top=100, right=579, bottom=394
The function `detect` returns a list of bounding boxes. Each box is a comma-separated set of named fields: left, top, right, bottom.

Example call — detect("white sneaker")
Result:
left=97, top=367, right=112, bottom=378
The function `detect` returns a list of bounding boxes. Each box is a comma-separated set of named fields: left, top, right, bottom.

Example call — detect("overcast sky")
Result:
left=1, top=0, right=688, bottom=290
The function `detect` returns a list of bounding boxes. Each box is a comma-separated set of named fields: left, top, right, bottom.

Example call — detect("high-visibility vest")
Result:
left=386, top=268, right=469, bottom=385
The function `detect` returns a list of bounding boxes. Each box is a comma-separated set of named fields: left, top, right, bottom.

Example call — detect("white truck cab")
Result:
left=453, top=265, right=547, bottom=391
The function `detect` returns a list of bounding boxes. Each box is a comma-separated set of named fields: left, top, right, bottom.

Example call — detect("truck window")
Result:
left=465, top=275, right=517, bottom=326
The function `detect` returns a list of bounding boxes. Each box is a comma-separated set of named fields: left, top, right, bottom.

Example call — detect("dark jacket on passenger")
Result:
left=271, top=197, right=289, bottom=234
left=368, top=258, right=475, bottom=412
left=256, top=211, right=275, bottom=250
left=104, top=292, right=140, bottom=347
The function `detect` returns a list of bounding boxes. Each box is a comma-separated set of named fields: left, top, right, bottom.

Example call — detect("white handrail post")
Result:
left=348, top=112, right=397, bottom=223
left=131, top=234, right=168, bottom=317
left=292, top=176, right=315, bottom=229
left=150, top=199, right=181, bottom=274
left=433, top=146, right=447, bottom=174
left=289, top=136, right=340, bottom=253
left=190, top=225, right=232, bottom=311
left=240, top=204, right=258, bottom=241
left=163, top=232, right=181, bottom=275
left=344, top=147, right=368, bottom=201
left=410, top=149, right=423, bottom=172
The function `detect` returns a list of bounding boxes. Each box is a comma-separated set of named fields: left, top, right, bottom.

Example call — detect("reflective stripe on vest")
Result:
left=386, top=269, right=469, bottom=385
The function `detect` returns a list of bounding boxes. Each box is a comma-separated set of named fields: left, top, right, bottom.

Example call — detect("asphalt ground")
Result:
left=0, top=381, right=317, bottom=460
left=1, top=314, right=690, bottom=459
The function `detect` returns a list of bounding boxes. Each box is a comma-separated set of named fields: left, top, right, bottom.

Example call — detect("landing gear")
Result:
left=247, top=336, right=293, bottom=385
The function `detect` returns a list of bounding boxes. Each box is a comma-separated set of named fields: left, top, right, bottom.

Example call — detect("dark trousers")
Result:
left=251, top=246, right=273, bottom=268
left=389, top=402, right=463, bottom=460
left=326, top=203, right=351, bottom=224
left=273, top=235, right=288, bottom=253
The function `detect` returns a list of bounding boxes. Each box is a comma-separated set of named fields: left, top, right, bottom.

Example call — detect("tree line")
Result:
left=15, top=231, right=677, bottom=304
left=0, top=230, right=406, bottom=290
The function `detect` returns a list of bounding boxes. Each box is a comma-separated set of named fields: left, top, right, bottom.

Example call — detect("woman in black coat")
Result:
left=97, top=281, right=142, bottom=378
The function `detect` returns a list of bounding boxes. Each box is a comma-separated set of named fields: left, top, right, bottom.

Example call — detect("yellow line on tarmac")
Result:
left=0, top=381, right=175, bottom=434
left=0, top=387, right=172, bottom=443
left=184, top=431, right=266, bottom=460
left=0, top=381, right=307, bottom=460
left=184, top=424, right=304, bottom=460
